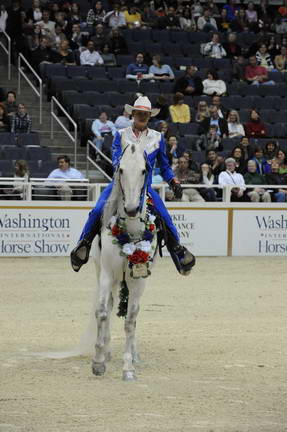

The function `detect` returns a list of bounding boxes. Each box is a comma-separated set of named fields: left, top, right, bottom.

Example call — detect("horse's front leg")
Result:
left=122, top=279, right=145, bottom=381
left=92, top=271, right=113, bottom=376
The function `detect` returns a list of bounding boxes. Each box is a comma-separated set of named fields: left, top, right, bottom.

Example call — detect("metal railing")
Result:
left=86, top=140, right=112, bottom=181
left=51, top=97, right=78, bottom=168
left=17, top=53, right=43, bottom=124
left=0, top=31, right=11, bottom=80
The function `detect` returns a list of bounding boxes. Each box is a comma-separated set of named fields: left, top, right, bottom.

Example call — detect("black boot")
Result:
left=166, top=232, right=196, bottom=276
left=70, top=219, right=101, bottom=272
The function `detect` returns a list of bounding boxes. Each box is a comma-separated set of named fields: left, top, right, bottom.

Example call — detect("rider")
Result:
left=70, top=96, right=196, bottom=275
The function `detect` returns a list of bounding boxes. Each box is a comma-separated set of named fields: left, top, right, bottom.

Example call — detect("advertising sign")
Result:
left=233, top=210, right=287, bottom=256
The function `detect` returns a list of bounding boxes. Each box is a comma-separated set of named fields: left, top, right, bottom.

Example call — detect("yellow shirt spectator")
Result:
left=124, top=8, right=142, bottom=28
left=169, top=103, right=191, bottom=123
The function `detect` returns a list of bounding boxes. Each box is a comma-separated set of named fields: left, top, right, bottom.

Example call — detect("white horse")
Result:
left=92, top=143, right=157, bottom=381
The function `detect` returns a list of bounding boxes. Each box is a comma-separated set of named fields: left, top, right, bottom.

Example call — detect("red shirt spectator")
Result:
left=245, top=56, right=268, bottom=83
left=244, top=109, right=267, bottom=138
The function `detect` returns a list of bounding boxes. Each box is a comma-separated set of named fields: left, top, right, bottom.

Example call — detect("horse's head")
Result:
left=118, top=144, right=147, bottom=218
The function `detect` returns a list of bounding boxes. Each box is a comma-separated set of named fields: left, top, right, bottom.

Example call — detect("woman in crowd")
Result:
left=149, top=55, right=175, bottom=81
left=230, top=145, right=247, bottom=174
left=251, top=146, right=271, bottom=174
left=245, top=2, right=258, bottom=29
left=264, top=140, right=278, bottom=161
left=169, top=92, right=191, bottom=123
left=11, top=104, right=32, bottom=135
left=4, top=91, right=17, bottom=116
left=51, top=40, right=75, bottom=65
left=265, top=160, right=287, bottom=202
left=230, top=8, right=249, bottom=32
left=202, top=70, right=226, bottom=96
left=206, top=149, right=225, bottom=178
left=66, top=2, right=82, bottom=30
left=154, top=95, right=170, bottom=122
left=166, top=135, right=185, bottom=169
left=244, top=159, right=271, bottom=202
left=216, top=8, right=230, bottom=32
left=124, top=6, right=142, bottom=28
left=100, top=43, right=117, bottom=66
left=275, top=148, right=287, bottom=174
left=91, top=111, right=117, bottom=155
left=256, top=43, right=275, bottom=70
left=3, top=160, right=29, bottom=200
left=199, top=163, right=217, bottom=201
left=0, top=103, right=10, bottom=132
left=26, top=23, right=43, bottom=55
left=227, top=110, right=245, bottom=138
left=179, top=8, right=196, bottom=31
left=195, top=100, right=210, bottom=122
left=86, top=1, right=106, bottom=26
left=26, top=0, right=42, bottom=24
left=156, top=120, right=172, bottom=139
left=115, top=109, right=132, bottom=130
left=244, top=109, right=267, bottom=138
left=274, top=45, right=287, bottom=72
left=106, top=28, right=128, bottom=55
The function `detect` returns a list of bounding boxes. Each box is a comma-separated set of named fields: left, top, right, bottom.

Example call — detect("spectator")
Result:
left=230, top=7, right=249, bottom=32
left=3, top=159, right=29, bottom=200
left=124, top=6, right=142, bottom=28
left=207, top=1, right=221, bottom=18
left=240, top=136, right=254, bottom=160
left=223, top=32, right=241, bottom=59
left=90, top=23, right=107, bottom=48
left=173, top=157, right=204, bottom=202
left=179, top=8, right=196, bottom=31
left=11, top=104, right=32, bottom=135
left=212, top=95, right=228, bottom=118
left=115, top=109, right=132, bottom=130
left=197, top=9, right=218, bottom=32
left=6, top=0, right=25, bottom=55
left=275, top=148, right=287, bottom=174
left=274, top=46, right=287, bottom=72
left=198, top=105, right=228, bottom=137
left=174, top=65, right=203, bottom=96
left=244, top=109, right=267, bottom=138
left=199, top=163, right=217, bottom=201
left=66, top=3, right=82, bottom=32
left=265, top=160, right=287, bottom=202
left=191, top=1, right=203, bottom=20
left=169, top=92, right=191, bottom=124
left=156, top=120, right=172, bottom=140
left=203, top=33, right=227, bottom=59
left=232, top=55, right=248, bottom=81
left=223, top=0, right=239, bottom=21
left=218, top=157, right=247, bottom=201
left=157, top=6, right=180, bottom=30
left=227, top=110, right=245, bottom=138
left=51, top=40, right=75, bottom=65
left=50, top=23, right=67, bottom=50
left=195, top=100, right=209, bottom=122
left=126, top=52, right=151, bottom=81
left=38, top=9, right=55, bottom=38
left=182, top=150, right=201, bottom=172
left=256, top=44, right=275, bottom=71
left=206, top=149, right=225, bottom=178
left=154, top=95, right=170, bottom=122
left=230, top=145, right=247, bottom=174
left=216, top=8, right=230, bottom=32
left=106, top=28, right=128, bottom=55
left=86, top=1, right=106, bottom=27
left=0, top=103, right=9, bottom=132
left=47, top=155, right=85, bottom=201
left=197, top=124, right=223, bottom=152
left=202, top=69, right=226, bottom=96
left=251, top=145, right=270, bottom=174
left=166, top=135, right=185, bottom=168
left=104, top=4, right=126, bottom=29
left=68, top=23, right=87, bottom=51
left=149, top=55, right=174, bottom=81
left=0, top=4, right=8, bottom=33
left=245, top=55, right=275, bottom=85
left=141, top=4, right=158, bottom=29
left=4, top=91, right=17, bottom=117
left=244, top=159, right=271, bottom=202
left=100, top=43, right=116, bottom=66
left=92, top=111, right=117, bottom=156
left=245, top=2, right=258, bottom=26
left=80, top=40, right=103, bottom=66
left=264, top=140, right=278, bottom=161
left=31, top=36, right=53, bottom=75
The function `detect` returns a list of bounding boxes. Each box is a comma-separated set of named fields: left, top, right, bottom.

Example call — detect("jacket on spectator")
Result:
left=244, top=171, right=266, bottom=185
left=198, top=117, right=229, bottom=137
left=174, top=75, right=203, bottom=95
left=11, top=113, right=32, bottom=134
left=223, top=42, right=241, bottom=58
left=169, top=103, right=191, bottom=123
left=244, top=121, right=267, bottom=138
left=202, top=78, right=227, bottom=96
left=203, top=42, right=227, bottom=58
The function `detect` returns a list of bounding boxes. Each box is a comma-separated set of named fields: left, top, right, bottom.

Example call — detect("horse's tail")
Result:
left=117, top=278, right=129, bottom=318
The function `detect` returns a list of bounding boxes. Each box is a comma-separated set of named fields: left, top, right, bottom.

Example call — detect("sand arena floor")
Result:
left=0, top=256, right=287, bottom=432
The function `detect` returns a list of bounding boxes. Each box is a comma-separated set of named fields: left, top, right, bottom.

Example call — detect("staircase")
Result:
left=0, top=51, right=106, bottom=180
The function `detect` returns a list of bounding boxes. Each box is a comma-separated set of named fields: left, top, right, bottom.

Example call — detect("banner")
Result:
left=0, top=208, right=87, bottom=256
left=233, top=210, right=287, bottom=256
left=167, top=209, right=228, bottom=256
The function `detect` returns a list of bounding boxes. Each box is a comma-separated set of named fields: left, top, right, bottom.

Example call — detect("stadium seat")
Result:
left=116, top=79, right=139, bottom=94
left=87, top=67, right=107, bottom=80
left=24, top=146, right=52, bottom=162
left=192, top=151, right=205, bottom=163
left=0, top=160, right=13, bottom=176
left=170, top=31, right=189, bottom=44
left=107, top=67, right=126, bottom=80
left=132, top=29, right=152, bottom=42
left=72, top=104, right=100, bottom=121
left=116, top=55, right=134, bottom=66
left=0, top=132, right=16, bottom=147
left=188, top=32, right=209, bottom=44
left=1, top=145, right=25, bottom=161
left=61, top=90, right=82, bottom=111
left=152, top=30, right=169, bottom=43
left=66, top=65, right=88, bottom=78
left=17, top=132, right=40, bottom=147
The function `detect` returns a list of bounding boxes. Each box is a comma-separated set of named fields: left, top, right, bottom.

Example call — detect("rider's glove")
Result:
left=169, top=178, right=183, bottom=200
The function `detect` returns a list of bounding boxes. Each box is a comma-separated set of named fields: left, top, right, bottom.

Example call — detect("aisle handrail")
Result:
left=86, top=140, right=112, bottom=181
left=17, top=53, right=42, bottom=124
left=51, top=96, right=78, bottom=168
left=0, top=31, right=11, bottom=80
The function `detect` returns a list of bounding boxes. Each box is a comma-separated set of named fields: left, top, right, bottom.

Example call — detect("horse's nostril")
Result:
left=124, top=207, right=138, bottom=217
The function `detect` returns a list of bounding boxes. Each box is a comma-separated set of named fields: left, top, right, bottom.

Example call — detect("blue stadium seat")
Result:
left=1, top=145, right=25, bottom=161
left=0, top=132, right=16, bottom=147
left=66, top=65, right=88, bottom=78
left=116, top=79, right=139, bottom=93
left=192, top=151, right=205, bottom=163
left=61, top=90, right=82, bottom=110
left=17, top=132, right=40, bottom=147
left=107, top=67, right=126, bottom=80
left=116, top=55, right=134, bottom=66
left=24, top=146, right=52, bottom=162
left=87, top=67, right=107, bottom=80
left=152, top=30, right=169, bottom=43
left=126, top=41, right=145, bottom=54
left=72, top=104, right=100, bottom=121
left=0, top=160, right=13, bottom=176
left=132, top=29, right=152, bottom=42
left=188, top=32, right=209, bottom=44
left=170, top=31, right=189, bottom=44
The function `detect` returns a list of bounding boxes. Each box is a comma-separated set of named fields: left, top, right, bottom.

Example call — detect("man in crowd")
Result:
left=203, top=33, right=227, bottom=59
left=173, top=157, right=205, bottom=202
left=47, top=155, right=85, bottom=200
left=245, top=55, right=275, bottom=85
left=218, top=157, right=247, bottom=201
left=198, top=105, right=229, bottom=137
left=197, top=9, right=218, bottom=32
left=38, top=9, right=56, bottom=39
left=80, top=40, right=104, bottom=66
left=174, top=65, right=203, bottom=96
left=212, top=95, right=228, bottom=119
left=126, top=52, right=151, bottom=80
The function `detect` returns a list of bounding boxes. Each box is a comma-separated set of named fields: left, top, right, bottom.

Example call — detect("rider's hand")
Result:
left=169, top=178, right=183, bottom=200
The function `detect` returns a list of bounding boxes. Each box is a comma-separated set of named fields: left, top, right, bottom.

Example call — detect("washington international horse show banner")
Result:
left=0, top=205, right=287, bottom=257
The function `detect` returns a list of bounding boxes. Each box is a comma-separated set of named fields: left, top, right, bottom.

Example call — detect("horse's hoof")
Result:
left=92, top=362, right=106, bottom=376
left=122, top=371, right=137, bottom=381
left=132, top=352, right=141, bottom=364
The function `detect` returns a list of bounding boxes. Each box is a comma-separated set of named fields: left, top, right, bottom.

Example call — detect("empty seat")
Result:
left=25, top=146, right=51, bottom=162
left=170, top=31, right=189, bottom=44
left=2, top=145, right=25, bottom=161
left=44, top=64, right=66, bottom=80
left=107, top=67, right=126, bottom=80
left=162, top=42, right=183, bottom=57
left=116, top=55, right=134, bottom=66
left=0, top=160, right=13, bottom=176
left=66, top=65, right=88, bottom=78
left=86, top=66, right=107, bottom=79
left=72, top=104, right=100, bottom=121
left=116, top=79, right=139, bottom=94
left=188, top=32, right=209, bottom=44
left=178, top=123, right=199, bottom=136
left=192, top=151, right=205, bottom=163
left=152, top=30, right=169, bottom=43
left=61, top=90, right=82, bottom=110
left=273, top=123, right=287, bottom=138
left=17, top=132, right=40, bottom=147
left=132, top=28, right=152, bottom=42
left=0, top=132, right=16, bottom=147
left=126, top=41, right=145, bottom=54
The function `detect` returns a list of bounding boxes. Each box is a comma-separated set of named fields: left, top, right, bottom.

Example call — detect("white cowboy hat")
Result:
left=125, top=96, right=160, bottom=117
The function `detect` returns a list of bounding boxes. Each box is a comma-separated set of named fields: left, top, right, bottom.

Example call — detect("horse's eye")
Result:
left=142, top=169, right=146, bottom=175
left=119, top=168, right=123, bottom=174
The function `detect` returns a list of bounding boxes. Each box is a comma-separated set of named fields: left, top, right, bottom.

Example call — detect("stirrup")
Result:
left=170, top=245, right=196, bottom=276
left=70, top=239, right=91, bottom=272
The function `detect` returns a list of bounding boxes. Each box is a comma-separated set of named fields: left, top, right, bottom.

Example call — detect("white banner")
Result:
left=233, top=210, right=287, bottom=256
left=0, top=208, right=88, bottom=256
left=167, top=209, right=228, bottom=256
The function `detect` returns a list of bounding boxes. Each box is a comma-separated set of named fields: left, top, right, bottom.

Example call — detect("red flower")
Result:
left=128, top=250, right=149, bottom=264
left=149, top=224, right=155, bottom=232
left=147, top=198, right=154, bottom=206
left=111, top=224, right=122, bottom=237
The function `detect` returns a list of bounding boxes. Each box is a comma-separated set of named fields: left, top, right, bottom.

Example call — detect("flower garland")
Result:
left=109, top=206, right=157, bottom=273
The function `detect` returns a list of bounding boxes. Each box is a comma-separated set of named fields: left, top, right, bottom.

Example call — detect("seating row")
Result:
left=0, top=145, right=52, bottom=163
left=0, top=160, right=56, bottom=177
left=0, top=132, right=40, bottom=147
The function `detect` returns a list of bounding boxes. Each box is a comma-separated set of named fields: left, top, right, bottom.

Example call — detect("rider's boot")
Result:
left=166, top=229, right=196, bottom=276
left=70, top=219, right=101, bottom=272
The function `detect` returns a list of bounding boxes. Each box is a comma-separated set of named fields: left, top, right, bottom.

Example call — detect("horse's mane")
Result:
left=102, top=168, right=121, bottom=228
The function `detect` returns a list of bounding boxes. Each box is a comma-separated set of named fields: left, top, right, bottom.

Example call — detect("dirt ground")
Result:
left=0, top=256, right=287, bottom=432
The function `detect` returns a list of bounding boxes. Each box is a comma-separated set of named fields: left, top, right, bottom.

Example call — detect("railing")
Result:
left=86, top=140, right=112, bottom=181
left=0, top=178, right=286, bottom=205
left=0, top=31, right=11, bottom=80
left=51, top=97, right=78, bottom=168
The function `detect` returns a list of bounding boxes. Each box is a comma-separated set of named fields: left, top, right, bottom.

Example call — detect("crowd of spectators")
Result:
left=1, top=0, right=287, bottom=202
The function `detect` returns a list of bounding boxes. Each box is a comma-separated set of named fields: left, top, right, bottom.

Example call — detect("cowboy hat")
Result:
left=125, top=96, right=160, bottom=117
